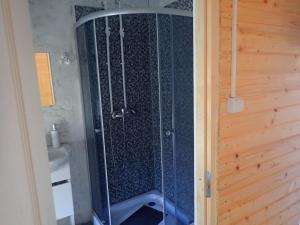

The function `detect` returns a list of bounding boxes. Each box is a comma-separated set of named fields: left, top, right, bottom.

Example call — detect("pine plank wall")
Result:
left=218, top=0, right=300, bottom=225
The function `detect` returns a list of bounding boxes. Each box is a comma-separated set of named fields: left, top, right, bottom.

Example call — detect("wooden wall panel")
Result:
left=218, top=1, right=300, bottom=224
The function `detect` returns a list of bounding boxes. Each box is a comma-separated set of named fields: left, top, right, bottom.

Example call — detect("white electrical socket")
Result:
left=227, top=96, right=244, bottom=113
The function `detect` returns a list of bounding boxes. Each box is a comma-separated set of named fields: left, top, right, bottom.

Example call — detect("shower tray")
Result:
left=93, top=190, right=192, bottom=225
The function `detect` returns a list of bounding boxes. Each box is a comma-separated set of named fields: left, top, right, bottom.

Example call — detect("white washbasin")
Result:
left=48, top=145, right=70, bottom=172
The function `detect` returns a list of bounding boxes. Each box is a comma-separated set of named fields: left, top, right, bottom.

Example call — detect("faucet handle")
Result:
left=111, top=108, right=136, bottom=120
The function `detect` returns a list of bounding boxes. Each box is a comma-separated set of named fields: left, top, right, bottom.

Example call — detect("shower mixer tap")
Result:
left=111, top=110, right=124, bottom=119
left=111, top=108, right=136, bottom=120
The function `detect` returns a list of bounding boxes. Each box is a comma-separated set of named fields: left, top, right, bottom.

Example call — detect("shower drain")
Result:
left=148, top=202, right=156, bottom=206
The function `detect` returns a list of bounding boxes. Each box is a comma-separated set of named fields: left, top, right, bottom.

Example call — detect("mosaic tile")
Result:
left=95, top=14, right=156, bottom=204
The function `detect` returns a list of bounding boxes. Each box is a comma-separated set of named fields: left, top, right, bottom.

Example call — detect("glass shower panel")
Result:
left=158, top=14, right=194, bottom=225
left=157, top=14, right=177, bottom=224
left=77, top=21, right=111, bottom=224
left=121, top=14, right=156, bottom=199
left=172, top=15, right=194, bottom=224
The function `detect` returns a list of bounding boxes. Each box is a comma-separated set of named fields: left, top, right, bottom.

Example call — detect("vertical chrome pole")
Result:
left=119, top=15, right=128, bottom=164
left=105, top=17, right=114, bottom=113
left=170, top=15, right=178, bottom=221
left=119, top=15, right=127, bottom=109
left=93, top=19, right=112, bottom=225
left=156, top=13, right=166, bottom=225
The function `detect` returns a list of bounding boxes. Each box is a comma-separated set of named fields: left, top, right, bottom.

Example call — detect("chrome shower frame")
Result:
left=75, top=8, right=192, bottom=28
left=76, top=7, right=193, bottom=225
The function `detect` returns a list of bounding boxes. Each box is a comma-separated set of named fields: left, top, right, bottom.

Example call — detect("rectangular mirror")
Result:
left=34, top=52, right=55, bottom=107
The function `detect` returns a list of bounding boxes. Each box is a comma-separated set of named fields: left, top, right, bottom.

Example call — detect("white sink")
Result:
left=48, top=145, right=70, bottom=172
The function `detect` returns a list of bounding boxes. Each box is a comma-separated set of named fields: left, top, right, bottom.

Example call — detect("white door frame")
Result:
left=0, top=0, right=218, bottom=224
left=0, top=0, right=56, bottom=225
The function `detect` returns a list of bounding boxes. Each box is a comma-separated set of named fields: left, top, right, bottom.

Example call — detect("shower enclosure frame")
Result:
left=77, top=8, right=194, bottom=225
left=75, top=3, right=218, bottom=225
left=75, top=8, right=193, bottom=27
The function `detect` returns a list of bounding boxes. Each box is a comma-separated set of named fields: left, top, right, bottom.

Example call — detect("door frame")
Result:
left=194, top=0, right=219, bottom=225
left=0, top=0, right=219, bottom=224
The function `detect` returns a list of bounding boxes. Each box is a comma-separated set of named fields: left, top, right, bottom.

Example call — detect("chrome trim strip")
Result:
left=93, top=20, right=112, bottom=225
left=156, top=13, right=166, bottom=225
left=169, top=15, right=179, bottom=221
left=119, top=15, right=127, bottom=109
left=105, top=17, right=114, bottom=113
left=75, top=8, right=192, bottom=28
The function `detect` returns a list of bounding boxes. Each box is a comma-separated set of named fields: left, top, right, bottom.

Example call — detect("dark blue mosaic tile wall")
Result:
left=94, top=15, right=155, bottom=204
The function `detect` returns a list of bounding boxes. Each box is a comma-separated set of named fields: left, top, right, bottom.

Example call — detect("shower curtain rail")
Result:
left=75, top=8, right=193, bottom=28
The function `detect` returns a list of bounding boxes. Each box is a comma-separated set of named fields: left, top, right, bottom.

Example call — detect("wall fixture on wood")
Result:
left=227, top=0, right=244, bottom=113
left=34, top=52, right=55, bottom=107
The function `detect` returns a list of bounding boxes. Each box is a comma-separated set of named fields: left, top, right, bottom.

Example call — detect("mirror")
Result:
left=34, top=52, right=55, bottom=107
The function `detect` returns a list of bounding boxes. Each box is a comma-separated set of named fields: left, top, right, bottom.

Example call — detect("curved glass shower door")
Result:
left=157, top=14, right=194, bottom=225
left=172, top=15, right=194, bottom=224
left=77, top=21, right=111, bottom=225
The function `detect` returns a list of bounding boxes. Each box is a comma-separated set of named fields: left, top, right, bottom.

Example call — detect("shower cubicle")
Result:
left=76, top=6, right=193, bottom=225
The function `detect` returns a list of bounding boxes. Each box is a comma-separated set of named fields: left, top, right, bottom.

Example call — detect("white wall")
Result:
left=28, top=0, right=92, bottom=223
